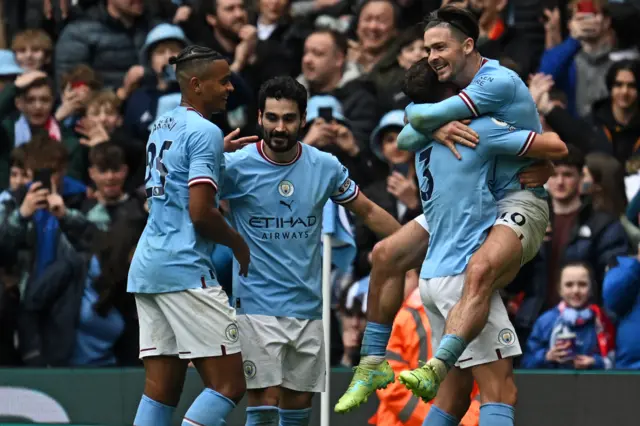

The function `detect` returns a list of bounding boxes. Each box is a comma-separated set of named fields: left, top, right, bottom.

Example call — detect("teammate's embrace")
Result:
left=219, top=76, right=402, bottom=426
left=128, top=46, right=251, bottom=426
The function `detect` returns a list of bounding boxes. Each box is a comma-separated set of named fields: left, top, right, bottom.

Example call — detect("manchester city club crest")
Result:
left=278, top=180, right=294, bottom=197
left=498, top=328, right=515, bottom=346
left=243, top=360, right=257, bottom=379
left=225, top=324, right=239, bottom=342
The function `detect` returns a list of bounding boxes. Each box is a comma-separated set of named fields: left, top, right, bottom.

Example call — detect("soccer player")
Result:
left=336, top=58, right=566, bottom=423
left=362, top=6, right=553, bottom=405
left=219, top=76, right=402, bottom=426
left=128, top=46, right=251, bottom=426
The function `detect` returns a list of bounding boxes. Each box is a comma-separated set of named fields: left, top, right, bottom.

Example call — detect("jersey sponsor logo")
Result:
left=249, top=216, right=317, bottom=228
left=498, top=328, right=515, bottom=346
left=225, top=324, right=239, bottom=342
left=243, top=360, right=257, bottom=379
left=473, top=75, right=494, bottom=87
left=249, top=216, right=317, bottom=240
left=278, top=180, right=294, bottom=197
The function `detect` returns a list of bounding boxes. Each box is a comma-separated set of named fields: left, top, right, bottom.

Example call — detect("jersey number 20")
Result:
left=419, top=147, right=434, bottom=202
left=145, top=140, right=173, bottom=195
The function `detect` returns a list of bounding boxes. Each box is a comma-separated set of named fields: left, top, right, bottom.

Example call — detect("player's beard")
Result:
left=264, top=128, right=299, bottom=153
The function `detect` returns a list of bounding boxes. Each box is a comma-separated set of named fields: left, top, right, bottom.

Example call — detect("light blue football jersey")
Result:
left=219, top=141, right=358, bottom=320
left=128, top=106, right=224, bottom=293
left=404, top=117, right=537, bottom=279
left=402, top=58, right=546, bottom=199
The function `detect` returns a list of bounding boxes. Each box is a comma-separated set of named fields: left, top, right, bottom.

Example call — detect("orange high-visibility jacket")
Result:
left=370, top=288, right=480, bottom=426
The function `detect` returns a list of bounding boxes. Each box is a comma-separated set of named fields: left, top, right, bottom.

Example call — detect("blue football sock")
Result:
left=182, top=388, right=235, bottom=426
left=423, top=405, right=458, bottom=426
left=134, top=395, right=175, bottom=426
left=246, top=406, right=278, bottom=426
left=434, top=334, right=467, bottom=369
left=360, top=322, right=392, bottom=357
left=278, top=407, right=311, bottom=426
left=479, top=403, right=515, bottom=426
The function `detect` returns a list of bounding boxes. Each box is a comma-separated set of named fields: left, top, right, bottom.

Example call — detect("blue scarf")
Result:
left=31, top=176, right=86, bottom=279
left=549, top=302, right=595, bottom=350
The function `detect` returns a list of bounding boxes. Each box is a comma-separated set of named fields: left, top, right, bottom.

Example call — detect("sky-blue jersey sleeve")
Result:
left=186, top=127, right=223, bottom=191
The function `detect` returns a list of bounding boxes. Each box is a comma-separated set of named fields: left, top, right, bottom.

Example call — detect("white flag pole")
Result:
left=320, top=233, right=332, bottom=426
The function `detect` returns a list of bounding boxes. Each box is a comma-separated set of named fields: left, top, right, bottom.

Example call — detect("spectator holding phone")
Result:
left=0, top=134, right=87, bottom=294
left=521, top=262, right=615, bottom=370
left=302, top=95, right=377, bottom=185
left=538, top=0, right=614, bottom=117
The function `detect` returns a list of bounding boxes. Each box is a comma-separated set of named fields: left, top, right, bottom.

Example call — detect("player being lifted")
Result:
left=337, top=5, right=557, bottom=411
left=218, top=76, right=402, bottom=426
left=128, top=46, right=251, bottom=426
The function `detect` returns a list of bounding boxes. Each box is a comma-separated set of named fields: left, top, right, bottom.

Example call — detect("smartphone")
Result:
left=392, top=163, right=410, bottom=176
left=162, top=64, right=177, bottom=82
left=576, top=0, right=597, bottom=14
left=318, top=107, right=333, bottom=123
left=33, top=168, right=52, bottom=191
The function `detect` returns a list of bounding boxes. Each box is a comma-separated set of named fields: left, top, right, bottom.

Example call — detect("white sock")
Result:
left=426, top=358, right=449, bottom=381
left=360, top=355, right=385, bottom=366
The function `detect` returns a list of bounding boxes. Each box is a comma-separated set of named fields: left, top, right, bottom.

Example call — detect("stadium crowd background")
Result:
left=1, top=0, right=640, bottom=422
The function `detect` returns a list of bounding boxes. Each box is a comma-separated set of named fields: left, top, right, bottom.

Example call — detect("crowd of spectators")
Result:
left=1, top=0, right=640, bottom=389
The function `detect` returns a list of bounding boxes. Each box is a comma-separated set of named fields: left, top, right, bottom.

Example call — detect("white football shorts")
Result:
left=494, top=190, right=549, bottom=265
left=420, top=275, right=521, bottom=369
left=237, top=314, right=326, bottom=393
left=135, top=285, right=241, bottom=359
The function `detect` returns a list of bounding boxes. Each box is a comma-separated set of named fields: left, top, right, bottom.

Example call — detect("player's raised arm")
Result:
left=188, top=129, right=250, bottom=276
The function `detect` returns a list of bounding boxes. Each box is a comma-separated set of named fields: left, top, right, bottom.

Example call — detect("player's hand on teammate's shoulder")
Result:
left=231, top=233, right=251, bottom=277
left=432, top=120, right=479, bottom=160
left=519, top=160, right=555, bottom=188
left=223, top=128, right=259, bottom=153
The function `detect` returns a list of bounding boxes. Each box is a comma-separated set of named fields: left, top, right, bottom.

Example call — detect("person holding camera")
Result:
left=0, top=134, right=87, bottom=295
left=302, top=95, right=379, bottom=186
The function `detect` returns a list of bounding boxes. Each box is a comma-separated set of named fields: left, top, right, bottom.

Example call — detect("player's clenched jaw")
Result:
left=423, top=25, right=473, bottom=84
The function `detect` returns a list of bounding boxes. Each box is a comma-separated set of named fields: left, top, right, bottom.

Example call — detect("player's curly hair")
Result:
left=423, top=6, right=479, bottom=46
left=403, top=58, right=457, bottom=104
left=258, top=76, right=308, bottom=116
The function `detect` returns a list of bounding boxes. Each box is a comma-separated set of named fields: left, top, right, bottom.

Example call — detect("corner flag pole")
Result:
left=321, top=233, right=332, bottom=426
